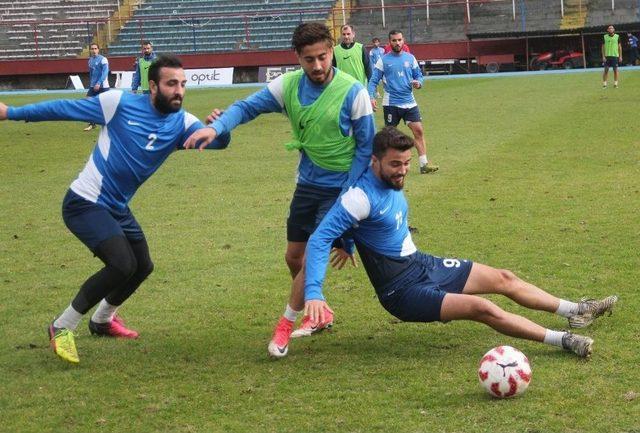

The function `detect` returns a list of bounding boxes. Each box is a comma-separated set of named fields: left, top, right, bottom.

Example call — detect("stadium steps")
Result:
left=560, top=0, right=588, bottom=30
left=108, top=0, right=336, bottom=55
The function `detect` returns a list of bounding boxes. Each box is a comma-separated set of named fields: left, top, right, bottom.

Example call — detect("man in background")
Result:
left=333, top=24, right=371, bottom=87
left=84, top=43, right=110, bottom=131
left=602, top=25, right=622, bottom=88
left=369, top=37, right=385, bottom=98
left=368, top=30, right=438, bottom=174
left=132, top=41, right=157, bottom=94
left=627, top=32, right=638, bottom=66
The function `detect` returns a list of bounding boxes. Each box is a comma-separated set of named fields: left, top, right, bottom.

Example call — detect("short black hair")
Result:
left=148, top=54, right=183, bottom=85
left=388, top=29, right=403, bottom=39
left=90, top=43, right=99, bottom=49
left=291, top=22, right=334, bottom=54
left=142, top=40, right=152, bottom=46
left=372, top=37, right=380, bottom=43
left=373, top=126, right=414, bottom=159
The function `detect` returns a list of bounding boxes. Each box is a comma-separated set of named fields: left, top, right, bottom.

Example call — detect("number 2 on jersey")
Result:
left=145, top=133, right=158, bottom=150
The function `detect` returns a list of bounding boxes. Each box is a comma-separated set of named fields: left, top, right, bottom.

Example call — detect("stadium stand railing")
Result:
left=1, top=0, right=638, bottom=60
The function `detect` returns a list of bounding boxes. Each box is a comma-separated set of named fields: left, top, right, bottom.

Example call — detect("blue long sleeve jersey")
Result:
left=305, top=168, right=418, bottom=301
left=8, top=90, right=229, bottom=211
left=88, top=54, right=110, bottom=88
left=210, top=67, right=375, bottom=188
left=369, top=46, right=385, bottom=69
left=367, top=51, right=424, bottom=108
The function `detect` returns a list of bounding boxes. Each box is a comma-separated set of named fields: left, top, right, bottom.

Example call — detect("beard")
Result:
left=392, top=44, right=402, bottom=53
left=154, top=91, right=182, bottom=114
left=380, top=171, right=405, bottom=190
left=308, top=68, right=332, bottom=85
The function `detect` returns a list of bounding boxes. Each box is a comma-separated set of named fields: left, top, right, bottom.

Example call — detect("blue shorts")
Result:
left=287, top=183, right=342, bottom=242
left=383, top=105, right=422, bottom=126
left=377, top=253, right=473, bottom=323
left=62, top=189, right=145, bottom=250
left=604, top=56, right=619, bottom=68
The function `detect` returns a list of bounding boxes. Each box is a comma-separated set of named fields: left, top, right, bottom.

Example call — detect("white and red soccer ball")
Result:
left=478, top=346, right=532, bottom=398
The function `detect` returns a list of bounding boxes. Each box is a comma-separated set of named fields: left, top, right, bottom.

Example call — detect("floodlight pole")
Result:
left=341, top=0, right=346, bottom=25
left=466, top=0, right=471, bottom=22
left=512, top=0, right=516, bottom=20
left=560, top=0, right=564, bottom=17
left=611, top=0, right=615, bottom=10
left=380, top=0, right=386, bottom=28
left=426, top=0, right=430, bottom=24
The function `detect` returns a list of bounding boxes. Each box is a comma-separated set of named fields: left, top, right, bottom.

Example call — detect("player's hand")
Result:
left=304, top=300, right=333, bottom=325
left=330, top=247, right=357, bottom=270
left=205, top=108, right=224, bottom=124
left=0, top=102, right=8, bottom=120
left=93, top=84, right=100, bottom=92
left=370, top=98, right=378, bottom=111
left=183, top=127, right=218, bottom=150
left=412, top=80, right=422, bottom=89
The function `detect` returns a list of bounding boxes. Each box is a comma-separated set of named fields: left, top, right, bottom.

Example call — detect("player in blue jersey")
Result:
left=84, top=43, right=111, bottom=131
left=184, top=22, right=376, bottom=358
left=0, top=55, right=230, bottom=364
left=368, top=30, right=438, bottom=174
left=369, top=37, right=385, bottom=99
left=303, top=127, right=618, bottom=359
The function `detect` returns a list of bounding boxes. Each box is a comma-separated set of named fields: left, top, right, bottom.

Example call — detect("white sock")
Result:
left=53, top=304, right=83, bottom=331
left=419, top=155, right=428, bottom=166
left=614, top=81, right=618, bottom=86
left=543, top=329, right=566, bottom=348
left=555, top=299, right=580, bottom=318
left=603, top=81, right=607, bottom=86
left=91, top=299, right=119, bottom=324
left=283, top=304, right=301, bottom=322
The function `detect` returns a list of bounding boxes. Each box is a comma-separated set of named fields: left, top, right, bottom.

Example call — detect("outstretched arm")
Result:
left=2, top=97, right=104, bottom=124
left=184, top=79, right=283, bottom=150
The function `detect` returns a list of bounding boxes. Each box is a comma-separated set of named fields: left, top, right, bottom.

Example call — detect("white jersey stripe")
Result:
left=351, top=88, right=374, bottom=121
left=400, top=234, right=417, bottom=256
left=97, top=126, right=110, bottom=160
left=184, top=112, right=199, bottom=130
left=266, top=75, right=285, bottom=109
left=98, top=90, right=122, bottom=124
left=70, top=154, right=103, bottom=203
left=340, top=186, right=371, bottom=221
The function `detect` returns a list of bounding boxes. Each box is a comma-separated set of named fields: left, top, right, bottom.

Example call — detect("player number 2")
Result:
left=443, top=258, right=461, bottom=268
left=145, top=133, right=158, bottom=150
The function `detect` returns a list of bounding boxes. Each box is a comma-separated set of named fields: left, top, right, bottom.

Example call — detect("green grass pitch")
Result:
left=0, top=70, right=639, bottom=432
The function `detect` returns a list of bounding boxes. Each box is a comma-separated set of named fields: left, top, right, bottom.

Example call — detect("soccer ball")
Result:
left=478, top=346, right=532, bottom=398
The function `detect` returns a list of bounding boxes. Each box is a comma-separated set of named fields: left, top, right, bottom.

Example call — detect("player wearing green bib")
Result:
left=602, top=25, right=622, bottom=88
left=183, top=23, right=376, bottom=358
left=332, top=24, right=371, bottom=86
left=132, top=41, right=157, bottom=94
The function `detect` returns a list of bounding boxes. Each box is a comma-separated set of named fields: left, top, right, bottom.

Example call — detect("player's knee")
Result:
left=285, top=251, right=303, bottom=270
left=137, top=257, right=154, bottom=279
left=471, top=298, right=505, bottom=323
left=113, top=255, right=138, bottom=280
left=495, top=269, right=518, bottom=291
